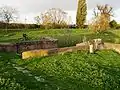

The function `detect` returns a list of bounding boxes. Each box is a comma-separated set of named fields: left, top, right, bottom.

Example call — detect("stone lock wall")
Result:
left=0, top=37, right=58, bottom=53
left=21, top=39, right=120, bottom=59
left=0, top=43, right=17, bottom=52
left=22, top=43, right=89, bottom=59
left=17, top=40, right=58, bottom=53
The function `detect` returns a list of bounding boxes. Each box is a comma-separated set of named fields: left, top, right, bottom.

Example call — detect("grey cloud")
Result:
left=87, top=0, right=119, bottom=10
left=19, top=0, right=77, bottom=14
left=1, top=0, right=120, bottom=14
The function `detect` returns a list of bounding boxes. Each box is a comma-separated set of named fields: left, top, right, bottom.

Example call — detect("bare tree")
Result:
left=40, top=8, right=68, bottom=29
left=0, top=5, right=18, bottom=31
left=94, top=4, right=113, bottom=21
left=34, top=16, right=41, bottom=25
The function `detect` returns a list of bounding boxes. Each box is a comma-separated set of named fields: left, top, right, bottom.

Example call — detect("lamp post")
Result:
left=25, top=17, right=27, bottom=29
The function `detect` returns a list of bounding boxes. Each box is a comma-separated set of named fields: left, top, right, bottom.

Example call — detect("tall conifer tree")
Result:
left=76, top=0, right=87, bottom=28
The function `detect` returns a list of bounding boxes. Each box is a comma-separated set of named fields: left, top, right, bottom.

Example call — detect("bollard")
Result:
left=89, top=44, right=94, bottom=53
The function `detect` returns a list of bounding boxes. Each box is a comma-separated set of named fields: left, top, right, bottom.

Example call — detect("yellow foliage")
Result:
left=22, top=50, right=48, bottom=59
left=89, top=15, right=110, bottom=32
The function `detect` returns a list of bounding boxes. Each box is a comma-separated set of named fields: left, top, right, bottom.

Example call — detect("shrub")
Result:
left=116, top=24, right=120, bottom=29
left=109, top=20, right=118, bottom=29
left=0, top=22, right=40, bottom=29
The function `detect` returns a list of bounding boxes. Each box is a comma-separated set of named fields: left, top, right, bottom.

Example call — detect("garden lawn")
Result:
left=1, top=50, right=120, bottom=89
left=0, top=29, right=120, bottom=47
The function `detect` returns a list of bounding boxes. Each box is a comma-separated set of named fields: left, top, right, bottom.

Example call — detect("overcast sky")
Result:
left=0, top=0, right=120, bottom=23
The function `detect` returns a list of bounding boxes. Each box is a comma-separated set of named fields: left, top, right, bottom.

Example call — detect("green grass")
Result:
left=0, top=29, right=91, bottom=47
left=1, top=50, right=120, bottom=89
left=0, top=29, right=120, bottom=89
left=0, top=29, right=120, bottom=47
left=0, top=52, right=56, bottom=90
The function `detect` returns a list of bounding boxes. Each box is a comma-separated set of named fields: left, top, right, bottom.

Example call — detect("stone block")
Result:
left=22, top=49, right=48, bottom=59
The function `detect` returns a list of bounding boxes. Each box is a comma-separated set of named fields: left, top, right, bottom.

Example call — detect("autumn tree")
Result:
left=40, top=8, right=68, bottom=29
left=76, top=0, right=87, bottom=28
left=90, top=4, right=113, bottom=32
left=0, top=5, right=18, bottom=31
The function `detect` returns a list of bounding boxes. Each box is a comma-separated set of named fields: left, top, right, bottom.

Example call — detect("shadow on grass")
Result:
left=86, top=31, right=120, bottom=43
left=0, top=31, right=119, bottom=48
left=57, top=31, right=120, bottom=47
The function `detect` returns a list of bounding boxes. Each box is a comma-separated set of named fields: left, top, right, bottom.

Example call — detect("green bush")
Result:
left=109, top=20, right=118, bottom=29
left=0, top=22, right=40, bottom=29
left=116, top=24, right=120, bottom=29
